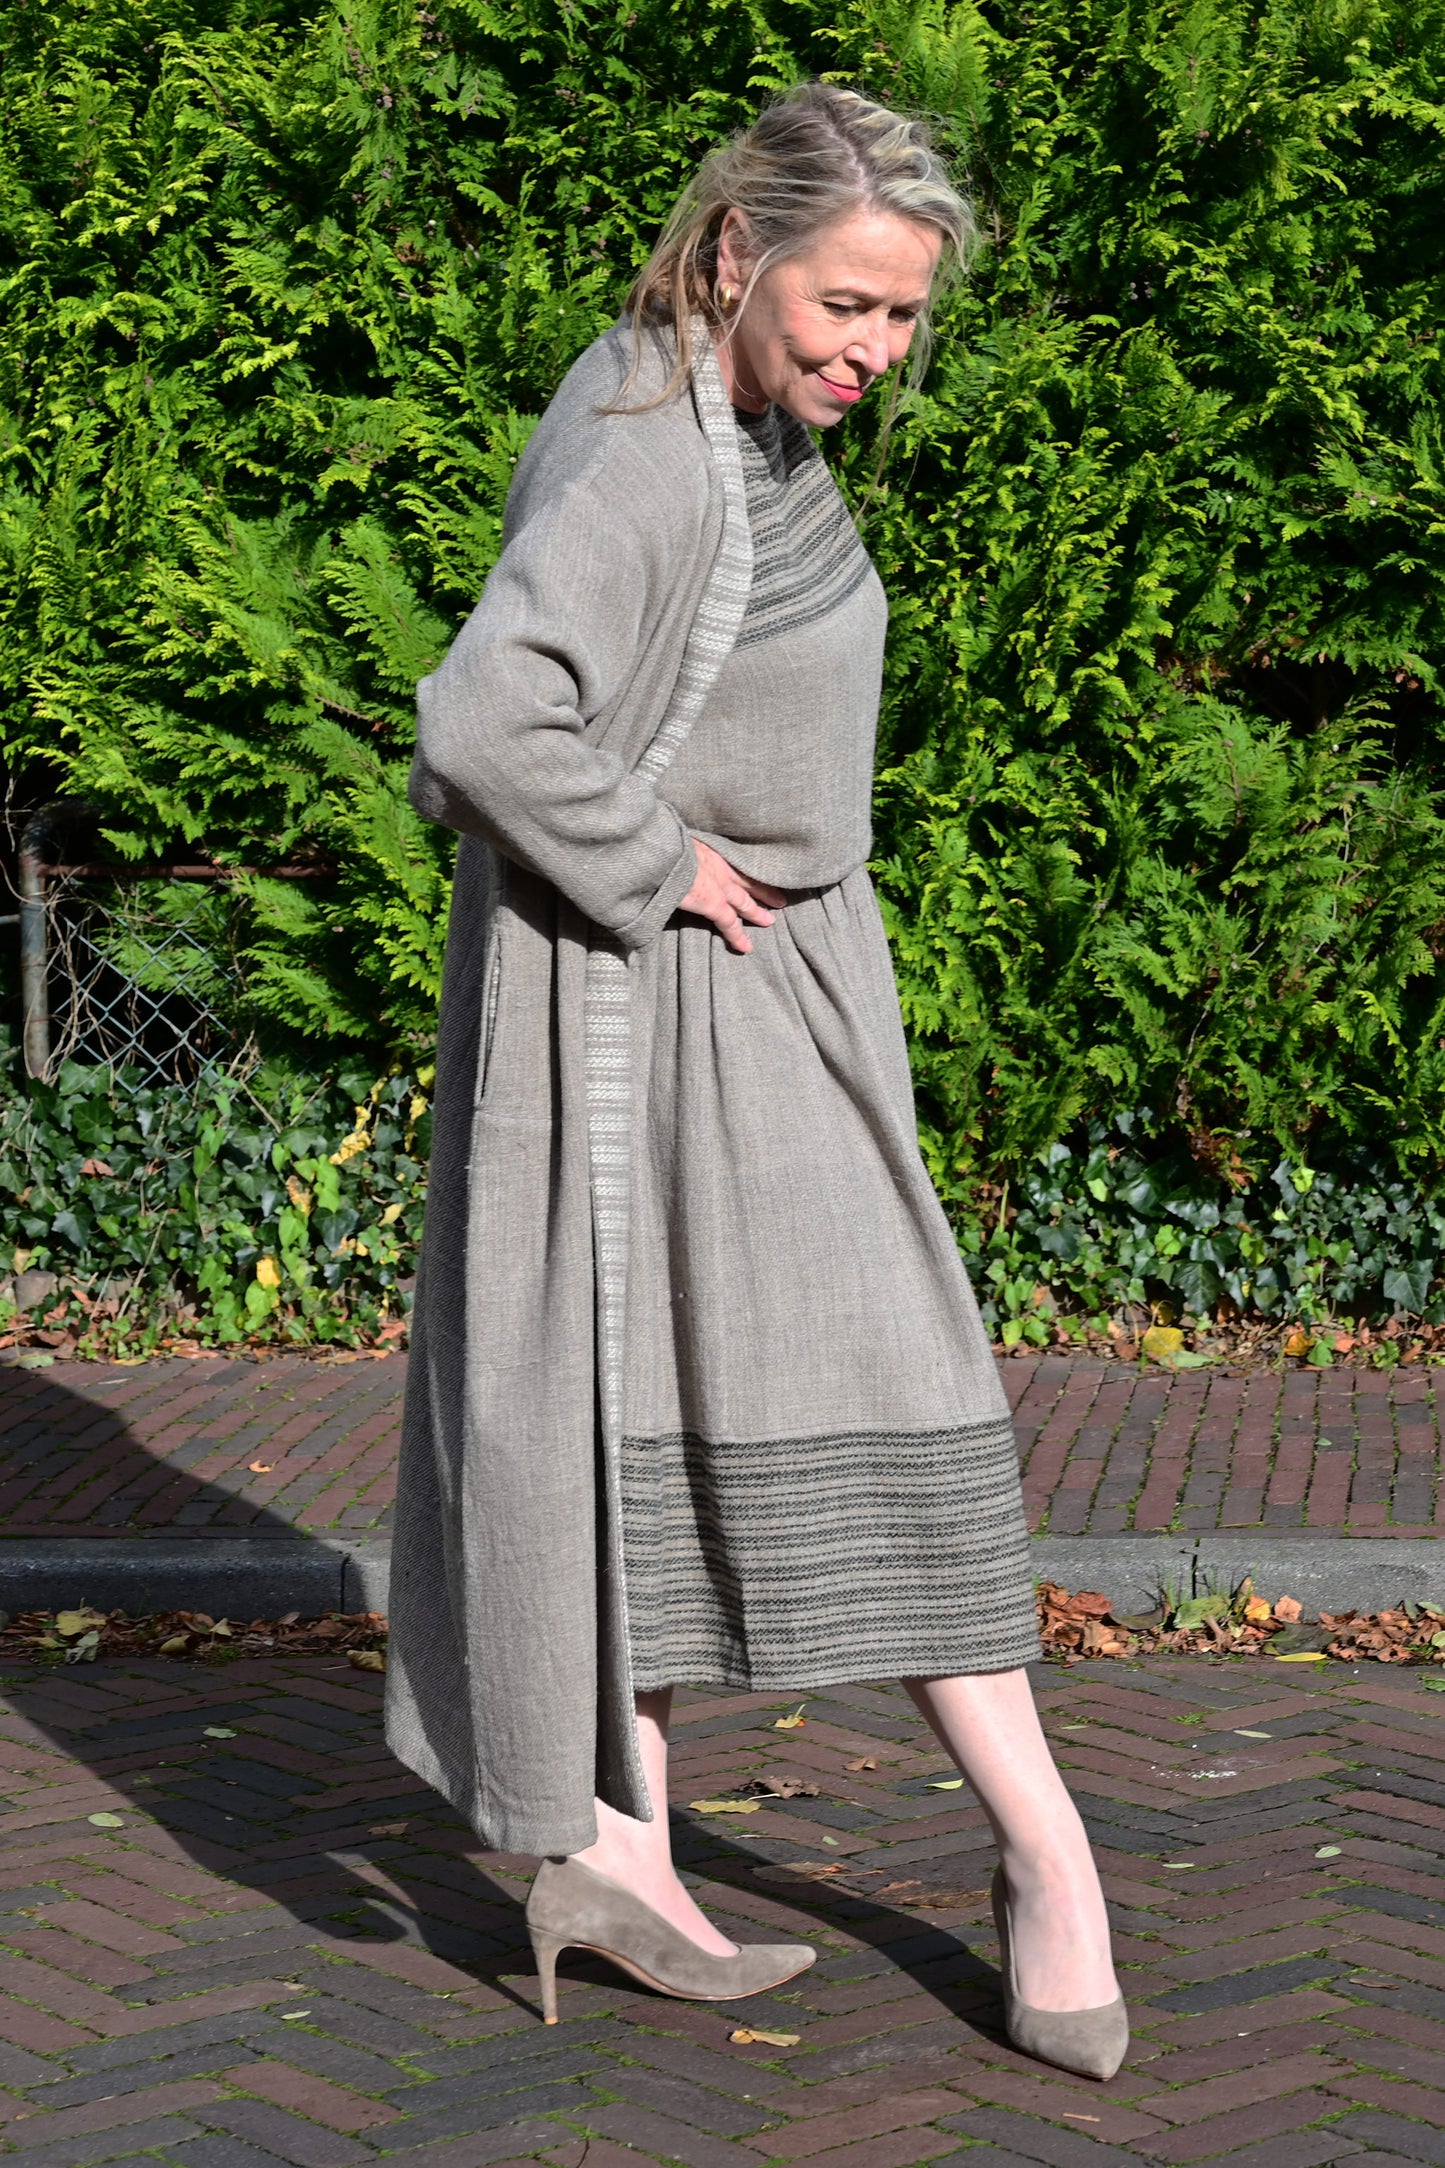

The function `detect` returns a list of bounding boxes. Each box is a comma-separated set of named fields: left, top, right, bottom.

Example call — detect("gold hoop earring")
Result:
left=719, top=283, right=735, bottom=309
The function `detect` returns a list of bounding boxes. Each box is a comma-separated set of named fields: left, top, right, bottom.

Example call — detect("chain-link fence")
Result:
left=42, top=873, right=246, bottom=1085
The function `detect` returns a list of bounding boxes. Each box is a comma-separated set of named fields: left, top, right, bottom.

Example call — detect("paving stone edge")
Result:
left=0, top=1532, right=1441, bottom=1620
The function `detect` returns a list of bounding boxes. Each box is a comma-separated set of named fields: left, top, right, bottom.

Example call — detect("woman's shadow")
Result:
left=0, top=1364, right=1008, bottom=2049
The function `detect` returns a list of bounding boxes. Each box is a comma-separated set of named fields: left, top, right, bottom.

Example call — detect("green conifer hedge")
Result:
left=3, top=0, right=1444, bottom=1214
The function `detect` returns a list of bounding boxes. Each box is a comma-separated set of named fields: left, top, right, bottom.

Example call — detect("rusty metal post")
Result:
left=19, top=813, right=50, bottom=1081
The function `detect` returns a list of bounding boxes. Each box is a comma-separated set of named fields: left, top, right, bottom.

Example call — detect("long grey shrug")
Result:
left=385, top=324, right=751, bottom=1854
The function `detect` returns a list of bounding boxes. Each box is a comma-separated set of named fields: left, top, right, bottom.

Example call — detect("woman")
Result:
left=385, top=82, right=1126, bottom=2081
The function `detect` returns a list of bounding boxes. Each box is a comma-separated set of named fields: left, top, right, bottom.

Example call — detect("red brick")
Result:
left=765, top=2088, right=965, bottom=2158
left=786, top=2135, right=962, bottom=2168
left=1132, top=2024, right=1344, bottom=2089
left=0, top=2078, right=224, bottom=2145
left=0, top=1992, right=95, bottom=2050
left=0, top=1924, right=152, bottom=1988
left=946, top=2062, right=1170, bottom=2141
left=40, top=1897, right=186, bottom=1955
left=1138, top=2088, right=1344, bottom=2162
left=1132, top=2051, right=1351, bottom=2124
left=1318, top=2069, right=1445, bottom=2124
left=1334, top=1936, right=1445, bottom=1991
left=219, top=2059, right=400, bottom=2131
left=1157, top=1924, right=1341, bottom=1983
left=0, top=1951, right=127, bottom=2025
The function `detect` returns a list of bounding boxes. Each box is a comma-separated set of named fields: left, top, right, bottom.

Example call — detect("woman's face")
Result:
left=713, top=205, right=942, bottom=427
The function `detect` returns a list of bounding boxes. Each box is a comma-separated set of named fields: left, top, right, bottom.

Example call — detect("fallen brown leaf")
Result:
left=690, top=1797, right=760, bottom=1815
left=349, top=1649, right=386, bottom=1672
left=369, top=1821, right=409, bottom=1837
left=730, top=2028, right=799, bottom=2047
left=248, top=1461, right=274, bottom=1473
left=844, top=1756, right=878, bottom=1772
left=773, top=1704, right=807, bottom=1730
left=742, top=1772, right=819, bottom=1799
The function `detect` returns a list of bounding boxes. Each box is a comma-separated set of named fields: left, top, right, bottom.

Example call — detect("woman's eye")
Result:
left=822, top=301, right=855, bottom=319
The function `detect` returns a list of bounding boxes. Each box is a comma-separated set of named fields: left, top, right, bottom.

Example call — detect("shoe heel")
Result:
left=529, top=1926, right=567, bottom=2025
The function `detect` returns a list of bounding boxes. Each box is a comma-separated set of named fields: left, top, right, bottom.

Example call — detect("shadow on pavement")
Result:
left=0, top=1370, right=1005, bottom=2043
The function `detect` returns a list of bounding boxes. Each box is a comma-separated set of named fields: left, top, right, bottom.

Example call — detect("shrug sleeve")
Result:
left=410, top=453, right=704, bottom=951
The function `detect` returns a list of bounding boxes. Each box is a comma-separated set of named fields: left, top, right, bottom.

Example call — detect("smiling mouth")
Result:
left=818, top=373, right=867, bottom=401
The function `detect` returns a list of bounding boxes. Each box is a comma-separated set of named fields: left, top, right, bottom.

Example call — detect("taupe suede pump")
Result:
left=991, top=1865, right=1129, bottom=2081
left=526, top=1856, right=816, bottom=2023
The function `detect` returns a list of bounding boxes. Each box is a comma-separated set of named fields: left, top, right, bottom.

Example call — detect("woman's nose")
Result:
left=847, top=313, right=893, bottom=377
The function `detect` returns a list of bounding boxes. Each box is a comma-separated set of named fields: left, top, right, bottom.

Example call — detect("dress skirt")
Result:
left=620, top=865, right=1042, bottom=1691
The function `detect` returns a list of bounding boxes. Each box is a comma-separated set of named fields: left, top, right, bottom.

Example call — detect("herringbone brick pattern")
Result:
left=2, top=1655, right=1445, bottom=2166
left=0, top=1359, right=402, bottom=1539
left=3, top=1355, right=1443, bottom=1539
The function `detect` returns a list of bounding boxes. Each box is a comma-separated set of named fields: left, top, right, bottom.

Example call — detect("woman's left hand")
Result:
left=679, top=838, right=788, bottom=954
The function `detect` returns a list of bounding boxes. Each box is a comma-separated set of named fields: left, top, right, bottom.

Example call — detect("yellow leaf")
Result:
left=87, top=1812, right=124, bottom=1827
left=54, top=1609, right=105, bottom=1638
left=382, top=1201, right=403, bottom=1224
left=349, top=1649, right=386, bottom=1673
left=773, top=1704, right=807, bottom=1730
left=209, top=1621, right=233, bottom=1639
left=286, top=1175, right=313, bottom=1215
left=1282, top=1326, right=1313, bottom=1358
left=1244, top=1597, right=1272, bottom=1623
left=159, top=1633, right=190, bottom=1653
left=255, top=1256, right=281, bottom=1289
left=249, top=1461, right=274, bottom=1473
left=1141, top=1325, right=1184, bottom=1362
left=730, top=2027, right=800, bottom=2047
left=929, top=1778, right=965, bottom=1790
left=690, top=1798, right=761, bottom=1815
left=1273, top=1650, right=1328, bottom=1662
left=203, top=1726, right=236, bottom=1738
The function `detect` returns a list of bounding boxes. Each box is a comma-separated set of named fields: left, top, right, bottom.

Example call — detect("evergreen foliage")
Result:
left=0, top=1048, right=427, bottom=1349
left=2, top=0, right=1443, bottom=1206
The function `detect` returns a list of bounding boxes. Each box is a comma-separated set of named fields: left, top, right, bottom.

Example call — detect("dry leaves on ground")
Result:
left=1035, top=1580, right=1445, bottom=1669
left=0, top=1607, right=389, bottom=1664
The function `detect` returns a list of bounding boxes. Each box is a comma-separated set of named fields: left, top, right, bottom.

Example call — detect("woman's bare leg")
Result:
left=905, top=1669, right=1118, bottom=2010
left=569, top=1688, right=736, bottom=1956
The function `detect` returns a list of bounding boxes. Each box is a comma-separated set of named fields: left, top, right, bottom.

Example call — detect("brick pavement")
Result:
left=1, top=1355, right=1442, bottom=1543
left=3, top=1656, right=1445, bottom=2165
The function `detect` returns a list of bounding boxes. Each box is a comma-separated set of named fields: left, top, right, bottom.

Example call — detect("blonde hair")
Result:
left=614, top=82, right=974, bottom=423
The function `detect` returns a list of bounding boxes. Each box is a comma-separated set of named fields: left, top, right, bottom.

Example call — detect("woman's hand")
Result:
left=679, top=837, right=788, bottom=954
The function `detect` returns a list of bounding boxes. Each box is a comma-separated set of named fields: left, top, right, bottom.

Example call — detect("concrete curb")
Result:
left=0, top=1539, right=391, bottom=1621
left=0, top=1532, right=1440, bottom=1624
left=1033, top=1533, right=1444, bottom=1614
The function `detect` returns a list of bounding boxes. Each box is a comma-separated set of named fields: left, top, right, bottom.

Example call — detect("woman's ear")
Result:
left=715, top=207, right=753, bottom=292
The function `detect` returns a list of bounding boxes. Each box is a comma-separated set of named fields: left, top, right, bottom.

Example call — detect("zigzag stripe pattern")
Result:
left=621, top=1418, right=1043, bottom=1688
left=732, top=406, right=872, bottom=650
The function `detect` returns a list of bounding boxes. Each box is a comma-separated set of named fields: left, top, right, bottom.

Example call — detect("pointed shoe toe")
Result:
left=526, top=1856, right=815, bottom=2021
left=1006, top=1994, right=1130, bottom=2082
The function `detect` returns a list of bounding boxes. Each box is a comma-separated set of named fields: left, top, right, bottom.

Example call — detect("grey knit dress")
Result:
left=386, top=321, right=1039, bottom=1856
left=620, top=399, right=1040, bottom=1690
